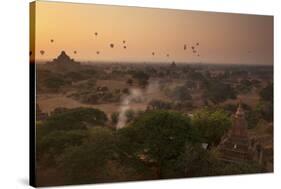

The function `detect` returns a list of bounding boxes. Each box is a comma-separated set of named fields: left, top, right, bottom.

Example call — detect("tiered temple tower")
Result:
left=219, top=103, right=252, bottom=163
left=51, top=51, right=78, bottom=64
left=46, top=51, right=80, bottom=71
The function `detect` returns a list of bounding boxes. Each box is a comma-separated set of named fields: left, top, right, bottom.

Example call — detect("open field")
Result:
left=36, top=62, right=273, bottom=118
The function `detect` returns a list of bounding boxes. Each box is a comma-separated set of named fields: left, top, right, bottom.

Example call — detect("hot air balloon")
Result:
left=123, top=40, right=126, bottom=44
left=196, top=42, right=199, bottom=46
left=197, top=54, right=200, bottom=57
left=184, top=44, right=187, bottom=50
left=123, top=46, right=127, bottom=49
left=110, top=43, right=114, bottom=48
left=94, top=32, right=98, bottom=37
left=152, top=52, right=155, bottom=56
left=96, top=51, right=100, bottom=55
left=73, top=50, right=77, bottom=54
left=193, top=50, right=197, bottom=53
left=50, top=39, right=54, bottom=43
left=40, top=50, right=45, bottom=55
left=191, top=46, right=195, bottom=50
left=166, top=54, right=169, bottom=57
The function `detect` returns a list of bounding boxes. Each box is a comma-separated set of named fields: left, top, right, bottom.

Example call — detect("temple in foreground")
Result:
left=218, top=102, right=273, bottom=172
left=218, top=103, right=252, bottom=163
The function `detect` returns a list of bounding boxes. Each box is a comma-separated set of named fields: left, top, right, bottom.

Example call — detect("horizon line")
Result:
left=34, top=59, right=273, bottom=66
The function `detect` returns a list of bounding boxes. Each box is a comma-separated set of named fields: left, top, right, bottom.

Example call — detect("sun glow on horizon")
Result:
left=33, top=1, right=273, bottom=65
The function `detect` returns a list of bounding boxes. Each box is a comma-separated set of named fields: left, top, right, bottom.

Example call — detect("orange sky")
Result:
left=33, top=1, right=273, bottom=65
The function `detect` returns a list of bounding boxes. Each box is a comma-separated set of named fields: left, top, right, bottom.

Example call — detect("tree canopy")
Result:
left=116, top=110, right=199, bottom=178
left=41, top=107, right=108, bottom=135
left=203, top=81, right=236, bottom=103
left=260, top=82, right=273, bottom=103
left=192, top=108, right=231, bottom=147
left=57, top=127, right=117, bottom=184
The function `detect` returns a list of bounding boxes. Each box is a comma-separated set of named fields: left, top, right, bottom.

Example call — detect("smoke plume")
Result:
left=116, top=80, right=160, bottom=129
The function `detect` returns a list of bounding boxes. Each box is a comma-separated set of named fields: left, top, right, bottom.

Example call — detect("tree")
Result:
left=57, top=127, right=117, bottom=184
left=192, top=108, right=231, bottom=147
left=148, top=100, right=172, bottom=110
left=245, top=109, right=260, bottom=129
left=184, top=80, right=196, bottom=90
left=127, top=78, right=133, bottom=85
left=257, top=82, right=273, bottom=122
left=215, top=161, right=263, bottom=175
left=236, top=79, right=253, bottom=94
left=260, top=82, right=273, bottom=103
left=125, top=109, right=135, bottom=123
left=171, top=144, right=220, bottom=177
left=122, top=88, right=129, bottom=94
left=132, top=71, right=149, bottom=87
left=64, top=71, right=87, bottom=82
left=111, top=112, right=119, bottom=125
left=50, top=107, right=69, bottom=116
left=41, top=107, right=108, bottom=135
left=188, top=71, right=205, bottom=81
left=203, top=81, right=236, bottom=103
left=116, top=110, right=199, bottom=179
left=256, top=101, right=273, bottom=122
left=37, top=130, right=88, bottom=165
left=43, top=75, right=70, bottom=92
left=171, top=86, right=192, bottom=101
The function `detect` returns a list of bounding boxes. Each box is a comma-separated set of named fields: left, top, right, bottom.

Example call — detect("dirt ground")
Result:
left=37, top=94, right=147, bottom=117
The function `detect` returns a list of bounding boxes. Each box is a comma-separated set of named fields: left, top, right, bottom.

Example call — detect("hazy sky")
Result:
left=34, top=1, right=273, bottom=64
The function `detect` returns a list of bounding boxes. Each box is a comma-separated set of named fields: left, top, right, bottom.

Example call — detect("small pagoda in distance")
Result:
left=218, top=102, right=252, bottom=163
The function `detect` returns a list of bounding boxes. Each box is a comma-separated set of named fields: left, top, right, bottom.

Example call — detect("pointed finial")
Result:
left=236, top=99, right=244, bottom=117
left=238, top=99, right=242, bottom=107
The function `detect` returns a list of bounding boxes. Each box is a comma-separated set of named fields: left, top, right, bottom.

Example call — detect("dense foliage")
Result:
left=36, top=108, right=264, bottom=186
left=192, top=108, right=232, bottom=147
left=203, top=80, right=236, bottom=103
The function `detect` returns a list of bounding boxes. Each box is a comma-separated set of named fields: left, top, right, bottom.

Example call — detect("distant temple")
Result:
left=48, top=51, right=80, bottom=65
left=219, top=103, right=252, bottom=163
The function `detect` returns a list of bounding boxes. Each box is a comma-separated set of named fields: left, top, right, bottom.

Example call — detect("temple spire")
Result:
left=232, top=101, right=248, bottom=137
left=235, top=100, right=245, bottom=118
left=218, top=100, right=252, bottom=163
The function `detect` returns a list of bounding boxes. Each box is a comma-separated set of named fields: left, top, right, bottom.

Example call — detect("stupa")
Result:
left=51, top=51, right=79, bottom=65
left=46, top=51, right=80, bottom=72
left=218, top=102, right=252, bottom=163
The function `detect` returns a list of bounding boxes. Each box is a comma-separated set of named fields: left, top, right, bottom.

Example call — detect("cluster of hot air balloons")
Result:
left=94, top=33, right=128, bottom=55
left=109, top=40, right=127, bottom=49
left=36, top=32, right=203, bottom=63
left=183, top=42, right=200, bottom=57
left=149, top=41, right=201, bottom=63
left=123, top=40, right=127, bottom=49
left=38, top=37, right=79, bottom=56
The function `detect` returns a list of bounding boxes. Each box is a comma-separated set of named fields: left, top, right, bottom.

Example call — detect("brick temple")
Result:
left=219, top=103, right=252, bottom=163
